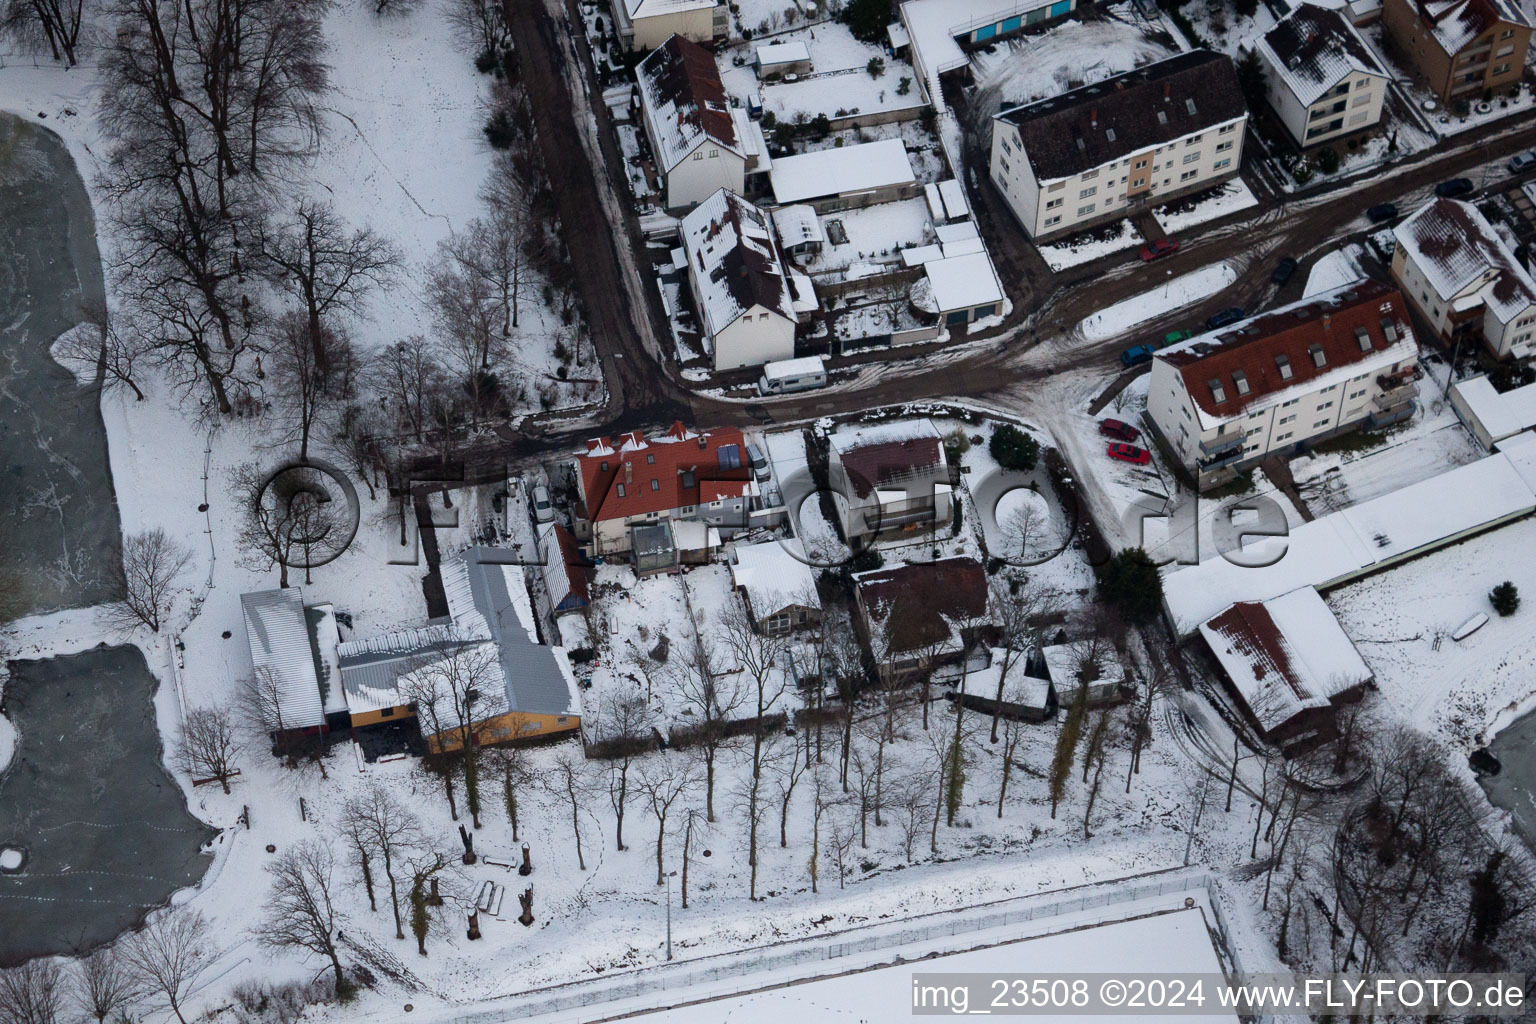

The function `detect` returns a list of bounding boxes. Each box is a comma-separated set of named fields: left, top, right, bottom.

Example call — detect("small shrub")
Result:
left=1490, top=581, right=1520, bottom=616
left=474, top=48, right=497, bottom=74
left=1098, top=548, right=1163, bottom=623
left=483, top=110, right=516, bottom=150
left=897, top=76, right=912, bottom=96
left=867, top=56, right=885, bottom=78
left=1315, top=146, right=1340, bottom=174
left=989, top=423, right=1040, bottom=472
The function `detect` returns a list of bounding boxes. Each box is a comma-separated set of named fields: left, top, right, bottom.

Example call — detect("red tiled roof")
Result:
left=550, top=523, right=590, bottom=606
left=1158, top=279, right=1412, bottom=418
left=837, top=437, right=944, bottom=499
left=641, top=35, right=737, bottom=151
left=856, top=557, right=988, bottom=653
left=578, top=421, right=753, bottom=523
left=1205, top=601, right=1309, bottom=703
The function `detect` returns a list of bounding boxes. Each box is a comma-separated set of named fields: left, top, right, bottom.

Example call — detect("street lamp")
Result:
left=665, top=870, right=678, bottom=961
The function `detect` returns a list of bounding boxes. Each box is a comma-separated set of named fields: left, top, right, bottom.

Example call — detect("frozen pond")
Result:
left=1481, top=708, right=1536, bottom=855
left=0, top=111, right=124, bottom=615
left=0, top=646, right=215, bottom=965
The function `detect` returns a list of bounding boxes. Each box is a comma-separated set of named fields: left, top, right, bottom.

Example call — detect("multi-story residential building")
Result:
left=636, top=35, right=766, bottom=210
left=574, top=422, right=759, bottom=558
left=1392, top=198, right=1536, bottom=361
left=680, top=188, right=803, bottom=371
left=828, top=420, right=953, bottom=544
left=1380, top=0, right=1530, bottom=102
left=1257, top=4, right=1390, bottom=147
left=989, top=51, right=1247, bottom=242
left=614, top=0, right=726, bottom=51
left=1147, top=279, right=1419, bottom=490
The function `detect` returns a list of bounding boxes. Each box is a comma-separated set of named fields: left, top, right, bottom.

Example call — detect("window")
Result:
left=692, top=151, right=703, bottom=160
left=1082, top=169, right=1099, bottom=180
left=1044, top=214, right=1063, bottom=227
left=616, top=483, right=626, bottom=497
left=1157, top=110, right=1169, bottom=125
left=1233, top=370, right=1250, bottom=396
left=1209, top=379, right=1227, bottom=403
left=1349, top=389, right=1367, bottom=400
left=1282, top=398, right=1299, bottom=407
left=1318, top=401, right=1334, bottom=410
left=1106, top=128, right=1117, bottom=141
left=600, top=460, right=610, bottom=472
left=380, top=706, right=395, bottom=718
left=1276, top=354, right=1293, bottom=380
left=1077, top=203, right=1096, bottom=216
left=1501, top=27, right=1515, bottom=37
left=1180, top=169, right=1198, bottom=181
left=1001, top=138, right=1013, bottom=154
left=1357, top=326, right=1373, bottom=350
left=1185, top=99, right=1198, bottom=116
left=1314, top=419, right=1331, bottom=429
left=1049, top=181, right=1066, bottom=192
left=1214, top=159, right=1231, bottom=170
left=1046, top=197, right=1063, bottom=209
left=1132, top=177, right=1146, bottom=188
left=1309, top=344, right=1326, bottom=368
left=1080, top=186, right=1097, bottom=198
left=650, top=479, right=660, bottom=491
left=1220, top=123, right=1237, bottom=134
left=646, top=453, right=655, bottom=464
left=1000, top=158, right=1011, bottom=175
left=1216, top=140, right=1234, bottom=152
left=681, top=505, right=695, bottom=514
left=1280, top=414, right=1296, bottom=425
left=1495, top=63, right=1512, bottom=74
left=1352, top=93, right=1373, bottom=107
left=1182, top=152, right=1200, bottom=165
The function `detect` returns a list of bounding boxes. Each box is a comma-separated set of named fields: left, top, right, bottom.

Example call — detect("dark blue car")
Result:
left=1435, top=178, right=1474, bottom=198
left=1206, top=307, right=1245, bottom=329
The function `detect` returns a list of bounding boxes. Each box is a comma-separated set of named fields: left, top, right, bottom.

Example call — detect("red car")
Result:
left=1107, top=442, right=1151, bottom=465
left=1139, top=238, right=1180, bottom=261
left=1098, top=418, right=1140, bottom=442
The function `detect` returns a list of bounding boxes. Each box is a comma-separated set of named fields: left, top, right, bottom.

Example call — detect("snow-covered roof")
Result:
left=756, top=40, right=810, bottom=66
left=636, top=35, right=740, bottom=174
left=441, top=547, right=582, bottom=717
left=923, top=250, right=1004, bottom=312
left=1199, top=587, right=1371, bottom=732
left=965, top=647, right=1051, bottom=709
left=1163, top=450, right=1536, bottom=634
left=938, top=179, right=970, bottom=221
left=538, top=522, right=590, bottom=612
left=625, top=0, right=714, bottom=18
left=769, top=139, right=915, bottom=204
left=682, top=188, right=796, bottom=337
left=1451, top=374, right=1536, bottom=446
left=731, top=538, right=821, bottom=620
left=772, top=204, right=826, bottom=248
left=241, top=588, right=326, bottom=731
left=1258, top=4, right=1385, bottom=107
left=337, top=624, right=475, bottom=715
left=1413, top=0, right=1528, bottom=56
left=764, top=354, right=826, bottom=376
left=1394, top=199, right=1536, bottom=323
left=900, top=0, right=1059, bottom=95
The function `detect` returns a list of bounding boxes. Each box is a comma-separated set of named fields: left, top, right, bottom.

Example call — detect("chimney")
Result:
left=697, top=435, right=708, bottom=449
left=1090, top=107, right=1098, bottom=126
left=1163, top=81, right=1171, bottom=100
left=1322, top=313, right=1332, bottom=331
left=625, top=462, right=633, bottom=485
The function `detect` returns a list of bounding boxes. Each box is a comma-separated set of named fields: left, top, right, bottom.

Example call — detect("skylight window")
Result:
left=1233, top=370, right=1250, bottom=396
left=1157, top=110, right=1169, bottom=124
left=1276, top=354, right=1293, bottom=380
left=1362, top=324, right=1379, bottom=349
left=1185, top=98, right=1197, bottom=115
left=1209, top=379, right=1227, bottom=403
left=1106, top=127, right=1116, bottom=141
left=1309, top=343, right=1327, bottom=368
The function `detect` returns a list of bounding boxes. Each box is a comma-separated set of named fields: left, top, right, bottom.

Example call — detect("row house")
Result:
left=989, top=51, right=1247, bottom=242
left=1147, top=278, right=1420, bottom=490
left=1257, top=4, right=1391, bottom=147
left=1392, top=198, right=1536, bottom=361
left=1381, top=0, right=1530, bottom=103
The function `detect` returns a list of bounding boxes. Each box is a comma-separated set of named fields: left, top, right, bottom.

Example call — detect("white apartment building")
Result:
left=989, top=50, right=1247, bottom=242
left=1392, top=198, right=1536, bottom=361
left=1147, top=279, right=1419, bottom=490
left=614, top=0, right=725, bottom=51
left=1258, top=3, right=1389, bottom=147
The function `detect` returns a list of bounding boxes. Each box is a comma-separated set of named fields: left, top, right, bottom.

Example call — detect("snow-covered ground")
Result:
left=1078, top=262, right=1236, bottom=341
left=1302, top=244, right=1367, bottom=297
left=1153, top=181, right=1259, bottom=235
left=1036, top=220, right=1145, bottom=272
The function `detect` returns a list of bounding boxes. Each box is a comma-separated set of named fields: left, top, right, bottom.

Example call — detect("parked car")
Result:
left=1435, top=177, right=1474, bottom=198
left=1511, top=151, right=1536, bottom=173
left=1106, top=443, right=1152, bottom=465
left=1366, top=202, right=1398, bottom=223
left=746, top=442, right=771, bottom=481
left=1099, top=418, right=1140, bottom=442
left=1163, top=328, right=1195, bottom=346
left=1139, top=238, right=1180, bottom=261
left=1272, top=257, right=1298, bottom=287
left=1206, top=307, right=1245, bottom=329
left=1120, top=344, right=1157, bottom=368
left=531, top=484, right=554, bottom=523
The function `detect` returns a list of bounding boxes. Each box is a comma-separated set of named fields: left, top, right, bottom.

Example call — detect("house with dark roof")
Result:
left=1381, top=0, right=1530, bottom=102
left=635, top=35, right=762, bottom=210
left=1146, top=278, right=1420, bottom=490
left=1258, top=4, right=1390, bottom=147
left=853, top=557, right=990, bottom=677
left=988, top=51, right=1247, bottom=242
left=1198, top=587, right=1372, bottom=753
left=680, top=189, right=801, bottom=370
left=538, top=522, right=591, bottom=615
left=573, top=421, right=759, bottom=559
left=613, top=0, right=724, bottom=51
left=1392, top=198, right=1536, bottom=361
left=828, top=419, right=954, bottom=545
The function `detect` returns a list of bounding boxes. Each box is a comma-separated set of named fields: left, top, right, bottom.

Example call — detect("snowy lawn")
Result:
left=1036, top=219, right=1144, bottom=272
left=1151, top=180, right=1259, bottom=234
left=802, top=197, right=934, bottom=276
left=1301, top=243, right=1367, bottom=297
left=1077, top=262, right=1237, bottom=341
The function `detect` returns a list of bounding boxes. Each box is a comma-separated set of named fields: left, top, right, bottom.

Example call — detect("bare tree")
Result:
left=675, top=636, right=747, bottom=822
left=547, top=746, right=591, bottom=871
left=988, top=578, right=1055, bottom=743
left=51, top=299, right=146, bottom=401
left=1, top=0, right=87, bottom=65
left=0, top=960, right=64, bottom=1024
left=895, top=769, right=935, bottom=863
left=637, top=756, right=699, bottom=886
left=483, top=737, right=536, bottom=842
left=594, top=690, right=651, bottom=851
left=73, top=945, right=139, bottom=1024
left=808, top=762, right=841, bottom=893
left=260, top=839, right=348, bottom=991
left=238, top=665, right=289, bottom=737
left=232, top=461, right=351, bottom=589
left=405, top=851, right=449, bottom=957
left=264, top=310, right=331, bottom=463
left=173, top=704, right=244, bottom=793
left=123, top=908, right=214, bottom=1024
left=770, top=738, right=809, bottom=848
left=827, top=812, right=857, bottom=889
left=340, top=784, right=423, bottom=940
left=260, top=199, right=401, bottom=379
left=445, top=0, right=500, bottom=56
left=111, top=528, right=193, bottom=633
left=716, top=604, right=788, bottom=900
left=398, top=633, right=505, bottom=828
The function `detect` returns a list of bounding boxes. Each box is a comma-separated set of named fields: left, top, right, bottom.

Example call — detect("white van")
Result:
left=757, top=356, right=827, bottom=396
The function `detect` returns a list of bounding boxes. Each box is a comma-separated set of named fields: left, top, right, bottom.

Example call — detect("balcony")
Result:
left=1198, top=433, right=1243, bottom=457
left=1198, top=446, right=1246, bottom=471
left=863, top=504, right=938, bottom=533
left=1366, top=401, right=1416, bottom=429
